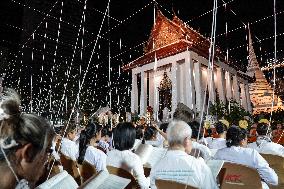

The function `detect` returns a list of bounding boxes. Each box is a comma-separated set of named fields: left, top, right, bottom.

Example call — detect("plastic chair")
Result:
left=155, top=179, right=198, bottom=189
left=60, top=154, right=82, bottom=185
left=261, top=153, right=284, bottom=189
left=220, top=162, right=262, bottom=189
left=80, top=160, right=98, bottom=183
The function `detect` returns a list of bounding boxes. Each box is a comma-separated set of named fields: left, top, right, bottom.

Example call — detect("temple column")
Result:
left=153, top=72, right=159, bottom=115
left=233, top=75, right=240, bottom=103
left=148, top=71, right=154, bottom=108
left=208, top=69, right=216, bottom=104
left=245, top=84, right=252, bottom=112
left=225, top=71, right=233, bottom=101
left=179, top=64, right=185, bottom=104
left=194, top=61, right=203, bottom=112
left=171, top=62, right=178, bottom=112
left=185, top=54, right=196, bottom=111
left=140, top=71, right=147, bottom=115
left=240, top=83, right=248, bottom=110
left=216, top=68, right=226, bottom=103
left=131, top=72, right=138, bottom=112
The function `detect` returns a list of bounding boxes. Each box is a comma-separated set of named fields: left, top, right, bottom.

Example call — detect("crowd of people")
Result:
left=0, top=89, right=283, bottom=189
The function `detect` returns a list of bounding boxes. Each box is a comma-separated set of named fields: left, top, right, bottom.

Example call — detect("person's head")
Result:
left=0, top=89, right=55, bottom=188
left=226, top=126, right=248, bottom=148
left=256, top=123, right=270, bottom=136
left=160, top=122, right=169, bottom=133
left=144, top=126, right=158, bottom=141
left=113, top=122, right=136, bottom=151
left=101, top=126, right=112, bottom=142
left=215, top=121, right=227, bottom=136
left=135, top=126, right=143, bottom=140
left=188, top=121, right=202, bottom=140
left=63, top=122, right=77, bottom=141
left=276, top=123, right=282, bottom=130
left=167, top=120, right=192, bottom=153
left=78, top=123, right=102, bottom=164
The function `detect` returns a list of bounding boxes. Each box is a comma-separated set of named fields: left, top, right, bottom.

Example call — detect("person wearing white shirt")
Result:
left=143, top=126, right=163, bottom=148
left=84, top=146, right=107, bottom=171
left=188, top=121, right=212, bottom=160
left=214, top=126, right=278, bottom=189
left=150, top=120, right=218, bottom=189
left=107, top=122, right=149, bottom=189
left=207, top=121, right=227, bottom=150
left=248, top=123, right=284, bottom=157
left=77, top=123, right=107, bottom=172
left=60, top=123, right=79, bottom=160
left=97, top=127, right=112, bottom=153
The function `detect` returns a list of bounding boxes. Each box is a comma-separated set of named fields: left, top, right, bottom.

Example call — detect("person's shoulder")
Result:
left=87, top=146, right=107, bottom=157
left=247, top=142, right=257, bottom=148
left=214, top=147, right=228, bottom=157
left=126, top=150, right=141, bottom=160
left=62, top=138, right=76, bottom=146
left=271, top=142, right=284, bottom=148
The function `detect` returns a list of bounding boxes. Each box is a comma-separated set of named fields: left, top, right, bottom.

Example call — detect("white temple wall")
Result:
left=130, top=50, right=252, bottom=116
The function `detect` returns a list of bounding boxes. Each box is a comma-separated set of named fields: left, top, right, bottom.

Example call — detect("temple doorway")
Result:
left=158, top=72, right=172, bottom=120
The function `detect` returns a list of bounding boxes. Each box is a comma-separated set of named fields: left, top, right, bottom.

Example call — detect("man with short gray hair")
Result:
left=150, top=120, right=218, bottom=189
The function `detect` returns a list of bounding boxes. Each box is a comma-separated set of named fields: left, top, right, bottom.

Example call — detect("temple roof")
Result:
left=122, top=10, right=225, bottom=71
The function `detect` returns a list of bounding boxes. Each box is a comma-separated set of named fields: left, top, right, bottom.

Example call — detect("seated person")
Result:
left=207, top=122, right=227, bottom=149
left=132, top=125, right=144, bottom=151
left=214, top=126, right=278, bottom=189
left=107, top=122, right=149, bottom=189
left=248, top=123, right=258, bottom=143
left=150, top=120, right=218, bottom=189
left=78, top=123, right=106, bottom=172
left=60, top=123, right=79, bottom=160
left=159, top=122, right=169, bottom=147
left=272, top=123, right=284, bottom=143
left=0, top=89, right=55, bottom=189
left=98, top=126, right=111, bottom=153
left=248, top=123, right=284, bottom=157
left=188, top=121, right=212, bottom=160
left=143, top=126, right=163, bottom=148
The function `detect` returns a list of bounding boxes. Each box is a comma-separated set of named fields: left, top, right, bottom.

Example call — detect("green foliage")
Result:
left=209, top=100, right=252, bottom=126
left=254, top=108, right=284, bottom=127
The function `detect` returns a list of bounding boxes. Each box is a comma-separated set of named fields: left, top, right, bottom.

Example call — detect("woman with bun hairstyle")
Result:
left=214, top=126, right=278, bottom=189
left=0, top=89, right=55, bottom=189
left=78, top=122, right=106, bottom=172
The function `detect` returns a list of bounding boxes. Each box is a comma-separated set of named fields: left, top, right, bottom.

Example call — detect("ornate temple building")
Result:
left=123, top=10, right=253, bottom=118
left=247, top=27, right=283, bottom=114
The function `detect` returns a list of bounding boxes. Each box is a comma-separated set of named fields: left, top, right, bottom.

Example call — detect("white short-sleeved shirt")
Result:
left=60, top=138, right=79, bottom=160
left=107, top=149, right=149, bottom=189
left=150, top=150, right=218, bottom=189
left=145, top=140, right=163, bottom=148
left=248, top=136, right=284, bottom=157
left=214, top=146, right=278, bottom=188
left=84, top=146, right=107, bottom=172
left=192, top=141, right=212, bottom=160
left=207, top=138, right=227, bottom=150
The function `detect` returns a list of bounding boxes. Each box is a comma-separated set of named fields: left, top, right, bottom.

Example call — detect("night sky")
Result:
left=0, top=0, right=283, bottom=121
